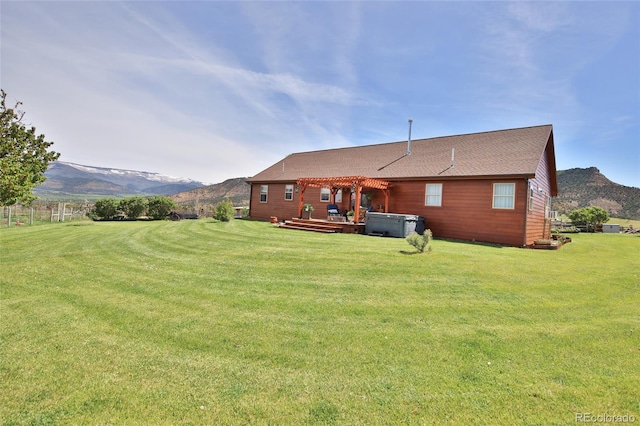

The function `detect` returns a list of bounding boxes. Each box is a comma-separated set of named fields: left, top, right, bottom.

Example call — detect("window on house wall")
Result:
left=545, top=195, right=551, bottom=219
left=260, top=185, right=268, bottom=203
left=335, top=189, right=342, bottom=203
left=493, top=183, right=515, bottom=209
left=285, top=184, right=293, bottom=201
left=320, top=188, right=330, bottom=202
left=425, top=184, right=443, bottom=206
left=528, top=182, right=535, bottom=211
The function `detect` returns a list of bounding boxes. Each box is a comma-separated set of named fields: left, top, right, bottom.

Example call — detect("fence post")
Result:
left=30, top=208, right=34, bottom=225
left=7, top=207, right=11, bottom=227
left=51, top=203, right=61, bottom=222
left=65, top=206, right=73, bottom=222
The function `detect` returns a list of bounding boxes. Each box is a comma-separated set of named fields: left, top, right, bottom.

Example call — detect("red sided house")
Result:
left=246, top=124, right=558, bottom=247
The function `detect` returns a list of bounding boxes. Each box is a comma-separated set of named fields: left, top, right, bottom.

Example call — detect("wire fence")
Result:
left=1, top=203, right=91, bottom=227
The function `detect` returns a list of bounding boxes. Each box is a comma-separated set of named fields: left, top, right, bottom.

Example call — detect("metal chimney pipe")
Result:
left=407, top=119, right=413, bottom=155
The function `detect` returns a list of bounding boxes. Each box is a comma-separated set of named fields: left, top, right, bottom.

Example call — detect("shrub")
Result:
left=119, top=196, right=148, bottom=219
left=92, top=198, right=120, bottom=220
left=552, top=234, right=569, bottom=244
left=214, top=199, right=235, bottom=222
left=406, top=229, right=433, bottom=253
left=147, top=196, right=177, bottom=220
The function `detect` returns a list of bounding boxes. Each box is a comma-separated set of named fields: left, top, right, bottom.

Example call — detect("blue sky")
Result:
left=1, top=1, right=638, bottom=187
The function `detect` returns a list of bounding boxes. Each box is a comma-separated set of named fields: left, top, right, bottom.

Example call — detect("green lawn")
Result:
left=1, top=220, right=638, bottom=425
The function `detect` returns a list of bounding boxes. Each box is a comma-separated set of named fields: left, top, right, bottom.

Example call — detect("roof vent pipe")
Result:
left=407, top=119, right=413, bottom=156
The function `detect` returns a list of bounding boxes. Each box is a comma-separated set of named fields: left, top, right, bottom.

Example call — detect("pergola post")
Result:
left=383, top=189, right=389, bottom=213
left=330, top=187, right=339, bottom=204
left=297, top=182, right=308, bottom=218
left=354, top=184, right=362, bottom=222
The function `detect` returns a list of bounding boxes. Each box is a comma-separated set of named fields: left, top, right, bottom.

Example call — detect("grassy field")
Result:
left=1, top=219, right=638, bottom=425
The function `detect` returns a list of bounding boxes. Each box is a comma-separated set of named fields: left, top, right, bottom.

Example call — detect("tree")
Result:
left=214, top=199, right=235, bottom=222
left=93, top=198, right=120, bottom=220
left=1, top=90, right=60, bottom=205
left=119, top=196, right=148, bottom=219
left=568, top=206, right=610, bottom=232
left=588, top=206, right=610, bottom=228
left=147, top=195, right=176, bottom=220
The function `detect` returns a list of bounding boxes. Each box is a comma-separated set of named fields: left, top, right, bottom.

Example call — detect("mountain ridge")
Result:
left=35, top=161, right=205, bottom=198
left=552, top=167, right=640, bottom=219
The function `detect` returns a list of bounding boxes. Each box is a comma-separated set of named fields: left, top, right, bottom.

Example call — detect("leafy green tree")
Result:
left=214, top=199, right=235, bottom=222
left=1, top=90, right=60, bottom=205
left=588, top=206, right=610, bottom=228
left=147, top=195, right=176, bottom=220
left=568, top=206, right=610, bottom=232
left=93, top=198, right=120, bottom=220
left=119, top=196, right=148, bottom=219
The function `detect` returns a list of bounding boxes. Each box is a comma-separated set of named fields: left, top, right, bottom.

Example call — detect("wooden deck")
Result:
left=278, top=218, right=365, bottom=234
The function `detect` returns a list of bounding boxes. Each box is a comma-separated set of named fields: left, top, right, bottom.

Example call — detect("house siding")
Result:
left=375, top=179, right=527, bottom=246
left=250, top=178, right=530, bottom=246
left=524, top=142, right=554, bottom=245
left=250, top=183, right=336, bottom=221
left=250, top=182, right=293, bottom=221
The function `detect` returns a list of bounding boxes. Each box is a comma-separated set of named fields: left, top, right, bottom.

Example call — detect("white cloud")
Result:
left=1, top=1, right=373, bottom=182
left=507, top=2, right=572, bottom=33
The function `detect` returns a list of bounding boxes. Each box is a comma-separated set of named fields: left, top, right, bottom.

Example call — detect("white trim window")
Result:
left=545, top=195, right=551, bottom=219
left=285, top=184, right=293, bottom=201
left=493, top=183, right=515, bottom=209
left=260, top=185, right=268, bottom=203
left=528, top=182, right=535, bottom=211
left=425, top=183, right=443, bottom=206
left=335, top=189, right=342, bottom=203
left=320, top=188, right=330, bottom=202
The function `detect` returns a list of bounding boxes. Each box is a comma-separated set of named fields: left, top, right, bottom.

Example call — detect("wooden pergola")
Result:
left=296, top=176, right=390, bottom=221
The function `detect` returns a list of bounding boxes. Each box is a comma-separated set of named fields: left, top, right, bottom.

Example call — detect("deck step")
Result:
left=276, top=218, right=365, bottom=234
left=288, top=219, right=343, bottom=231
left=278, top=223, right=337, bottom=233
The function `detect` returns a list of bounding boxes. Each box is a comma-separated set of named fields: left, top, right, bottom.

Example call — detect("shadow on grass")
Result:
left=399, top=250, right=421, bottom=255
left=436, top=238, right=506, bottom=249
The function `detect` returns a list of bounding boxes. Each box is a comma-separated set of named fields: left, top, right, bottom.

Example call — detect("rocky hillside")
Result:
left=169, top=178, right=250, bottom=209
left=552, top=167, right=640, bottom=219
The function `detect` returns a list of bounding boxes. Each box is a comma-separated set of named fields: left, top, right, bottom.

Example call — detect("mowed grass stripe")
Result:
left=1, top=220, right=638, bottom=424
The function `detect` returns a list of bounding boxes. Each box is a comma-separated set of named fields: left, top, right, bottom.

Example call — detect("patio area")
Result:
left=296, top=176, right=391, bottom=222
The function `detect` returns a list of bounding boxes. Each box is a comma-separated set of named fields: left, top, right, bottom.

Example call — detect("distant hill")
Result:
left=552, top=167, right=640, bottom=219
left=34, top=161, right=205, bottom=199
left=169, top=178, right=250, bottom=208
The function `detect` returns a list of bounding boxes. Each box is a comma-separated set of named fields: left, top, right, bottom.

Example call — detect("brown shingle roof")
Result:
left=247, top=124, right=554, bottom=182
